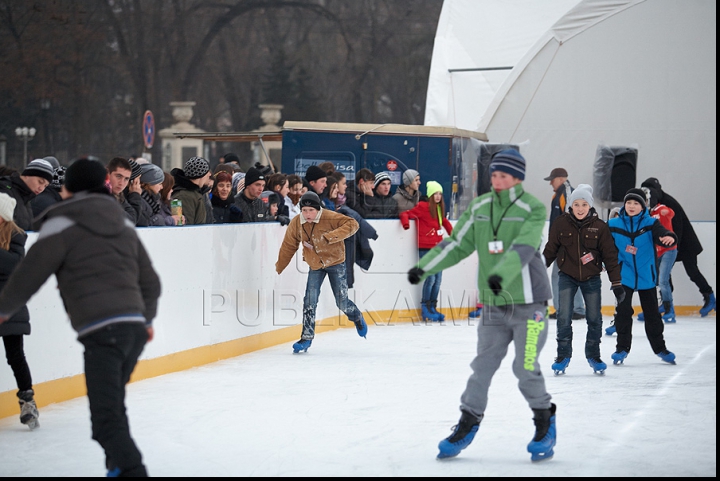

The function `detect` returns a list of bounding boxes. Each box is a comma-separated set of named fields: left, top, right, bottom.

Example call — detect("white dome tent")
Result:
left=426, top=0, right=716, bottom=222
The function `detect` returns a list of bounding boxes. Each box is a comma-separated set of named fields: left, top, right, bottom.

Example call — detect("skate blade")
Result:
left=592, top=370, right=606, bottom=375
left=530, top=449, right=554, bottom=462
left=25, top=419, right=40, bottom=430
left=553, top=370, right=566, bottom=376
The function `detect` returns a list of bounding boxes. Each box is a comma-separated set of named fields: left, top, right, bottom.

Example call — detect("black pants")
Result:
left=2, top=335, right=33, bottom=392
left=80, top=323, right=149, bottom=477
left=615, top=286, right=667, bottom=354
left=677, top=254, right=713, bottom=295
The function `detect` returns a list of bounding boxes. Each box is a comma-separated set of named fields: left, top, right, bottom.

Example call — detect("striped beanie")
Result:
left=22, top=159, right=55, bottom=183
left=374, top=171, right=391, bottom=188
left=127, top=158, right=143, bottom=181
left=489, top=149, right=526, bottom=181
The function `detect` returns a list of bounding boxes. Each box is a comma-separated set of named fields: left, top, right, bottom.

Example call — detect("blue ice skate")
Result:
left=587, top=357, right=607, bottom=374
left=421, top=302, right=441, bottom=323
left=292, top=339, right=312, bottom=353
left=430, top=302, right=445, bottom=322
left=527, top=404, right=557, bottom=462
left=700, top=293, right=716, bottom=317
left=468, top=306, right=483, bottom=319
left=551, top=357, right=570, bottom=375
left=662, top=305, right=676, bottom=323
left=657, top=350, right=676, bottom=365
left=605, top=323, right=616, bottom=336
left=107, top=467, right=122, bottom=477
left=611, top=349, right=628, bottom=365
left=354, top=317, right=368, bottom=338
left=437, top=411, right=480, bottom=459
left=638, top=303, right=664, bottom=321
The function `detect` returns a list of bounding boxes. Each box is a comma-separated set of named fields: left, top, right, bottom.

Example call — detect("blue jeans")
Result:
left=419, top=249, right=442, bottom=302
left=657, top=249, right=677, bottom=304
left=556, top=272, right=602, bottom=359
left=301, top=263, right=363, bottom=340
left=552, top=261, right=585, bottom=315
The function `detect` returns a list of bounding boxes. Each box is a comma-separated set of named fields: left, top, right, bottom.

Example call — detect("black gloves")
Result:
left=488, top=275, right=503, bottom=295
left=408, top=267, right=424, bottom=285
left=613, top=286, right=626, bottom=304
left=277, top=215, right=290, bottom=226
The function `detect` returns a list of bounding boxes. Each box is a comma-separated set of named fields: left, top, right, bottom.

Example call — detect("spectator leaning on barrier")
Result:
left=170, top=156, right=212, bottom=225
left=286, top=174, right=303, bottom=219
left=304, top=165, right=328, bottom=197
left=345, top=168, right=376, bottom=218
left=159, top=172, right=183, bottom=226
left=369, top=172, right=399, bottom=219
left=137, top=163, right=168, bottom=227
left=0, top=159, right=53, bottom=231
left=107, top=157, right=142, bottom=224
left=332, top=172, right=348, bottom=208
left=32, top=164, right=66, bottom=217
left=211, top=171, right=242, bottom=224
left=234, top=166, right=271, bottom=223
left=0, top=158, right=162, bottom=476
left=394, top=169, right=421, bottom=213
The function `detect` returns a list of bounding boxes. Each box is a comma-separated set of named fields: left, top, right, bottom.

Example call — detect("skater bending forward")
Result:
left=608, top=189, right=677, bottom=365
left=408, top=150, right=556, bottom=462
left=542, top=184, right=624, bottom=375
left=0, top=159, right=161, bottom=477
left=276, top=191, right=367, bottom=353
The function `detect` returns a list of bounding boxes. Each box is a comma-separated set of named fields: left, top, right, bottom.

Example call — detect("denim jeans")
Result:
left=302, top=263, right=363, bottom=340
left=657, top=249, right=678, bottom=304
left=552, top=261, right=585, bottom=315
left=556, top=272, right=602, bottom=359
left=419, top=249, right=442, bottom=302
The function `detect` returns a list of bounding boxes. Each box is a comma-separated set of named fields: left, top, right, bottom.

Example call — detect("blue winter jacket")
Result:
left=608, top=207, right=677, bottom=290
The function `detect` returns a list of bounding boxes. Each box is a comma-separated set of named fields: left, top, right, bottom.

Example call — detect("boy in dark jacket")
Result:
left=608, top=188, right=677, bottom=366
left=0, top=159, right=161, bottom=477
left=543, top=184, right=624, bottom=375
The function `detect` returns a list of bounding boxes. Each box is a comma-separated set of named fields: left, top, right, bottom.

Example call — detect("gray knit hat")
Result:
left=184, top=156, right=210, bottom=179
left=22, top=159, right=55, bottom=183
left=402, top=169, right=419, bottom=186
left=568, top=184, right=594, bottom=208
left=139, top=163, right=164, bottom=186
left=299, top=191, right=323, bottom=210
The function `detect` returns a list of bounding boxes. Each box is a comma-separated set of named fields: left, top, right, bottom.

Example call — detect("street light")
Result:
left=15, top=126, right=36, bottom=167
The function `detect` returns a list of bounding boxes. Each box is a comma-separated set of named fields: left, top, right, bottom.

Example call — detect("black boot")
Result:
left=437, top=410, right=482, bottom=459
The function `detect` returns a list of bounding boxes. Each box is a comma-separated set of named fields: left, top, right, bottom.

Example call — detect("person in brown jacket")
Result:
left=543, top=184, right=625, bottom=375
left=276, top=191, right=367, bottom=353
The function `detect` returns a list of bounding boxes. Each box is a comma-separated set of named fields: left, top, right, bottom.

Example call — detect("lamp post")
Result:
left=15, top=126, right=36, bottom=167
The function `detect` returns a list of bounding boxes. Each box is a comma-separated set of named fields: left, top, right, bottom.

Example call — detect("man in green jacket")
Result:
left=408, top=149, right=556, bottom=463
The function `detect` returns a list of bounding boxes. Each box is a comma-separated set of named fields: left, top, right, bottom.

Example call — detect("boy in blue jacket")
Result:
left=608, top=188, right=677, bottom=365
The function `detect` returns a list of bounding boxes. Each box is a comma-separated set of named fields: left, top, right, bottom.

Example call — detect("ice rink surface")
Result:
left=0, top=315, right=715, bottom=477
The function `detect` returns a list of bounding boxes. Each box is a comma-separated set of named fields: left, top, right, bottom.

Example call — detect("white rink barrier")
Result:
left=1, top=220, right=715, bottom=417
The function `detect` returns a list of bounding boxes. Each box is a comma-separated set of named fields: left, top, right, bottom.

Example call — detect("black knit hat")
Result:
left=65, top=158, right=108, bottom=193
left=305, top=165, right=327, bottom=183
left=490, top=149, right=526, bottom=181
left=244, top=167, right=266, bottom=187
left=299, top=191, right=323, bottom=210
left=624, top=188, right=647, bottom=210
left=22, top=159, right=55, bottom=183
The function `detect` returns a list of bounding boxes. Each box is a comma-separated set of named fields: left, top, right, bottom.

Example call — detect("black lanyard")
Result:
left=490, top=191, right=524, bottom=241
left=302, top=221, right=317, bottom=245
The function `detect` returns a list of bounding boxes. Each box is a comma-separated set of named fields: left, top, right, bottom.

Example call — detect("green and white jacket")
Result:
left=417, top=183, right=551, bottom=307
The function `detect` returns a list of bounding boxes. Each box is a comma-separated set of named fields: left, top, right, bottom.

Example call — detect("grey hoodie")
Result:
left=0, top=192, right=161, bottom=338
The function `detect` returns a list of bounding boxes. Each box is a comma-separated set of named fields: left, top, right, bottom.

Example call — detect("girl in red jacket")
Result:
left=401, top=181, right=453, bottom=322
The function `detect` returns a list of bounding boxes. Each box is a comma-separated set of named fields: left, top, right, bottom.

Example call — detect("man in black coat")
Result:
left=0, top=159, right=161, bottom=476
left=641, top=177, right=715, bottom=316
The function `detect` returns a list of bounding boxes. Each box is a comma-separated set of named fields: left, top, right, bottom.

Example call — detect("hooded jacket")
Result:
left=276, top=208, right=359, bottom=272
left=543, top=209, right=621, bottom=285
left=0, top=193, right=161, bottom=338
left=171, top=169, right=208, bottom=225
